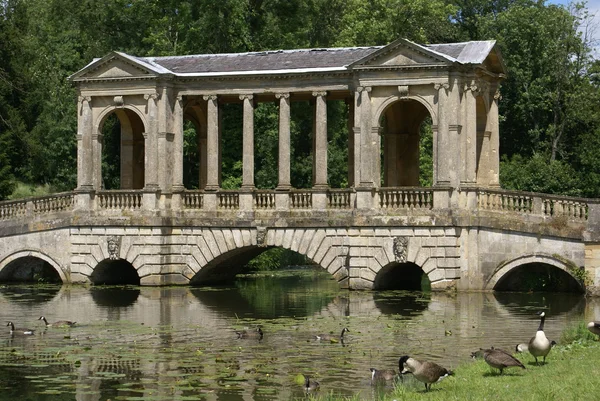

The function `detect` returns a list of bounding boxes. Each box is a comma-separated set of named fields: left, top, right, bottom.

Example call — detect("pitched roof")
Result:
left=70, top=39, right=505, bottom=80
left=146, top=47, right=381, bottom=74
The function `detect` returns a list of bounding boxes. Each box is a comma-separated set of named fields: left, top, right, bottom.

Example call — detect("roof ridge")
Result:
left=146, top=46, right=382, bottom=60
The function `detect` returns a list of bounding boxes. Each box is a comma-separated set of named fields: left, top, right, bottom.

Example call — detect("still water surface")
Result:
left=0, top=269, right=596, bottom=400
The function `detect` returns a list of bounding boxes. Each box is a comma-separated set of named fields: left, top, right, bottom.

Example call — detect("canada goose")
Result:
left=38, top=316, right=76, bottom=328
left=587, top=321, right=600, bottom=338
left=315, top=327, right=349, bottom=342
left=304, top=375, right=320, bottom=393
left=370, top=368, right=397, bottom=383
left=471, top=346, right=511, bottom=359
left=6, top=322, right=35, bottom=336
left=482, top=348, right=525, bottom=374
left=515, top=343, right=528, bottom=353
left=399, top=355, right=453, bottom=392
left=235, top=327, right=263, bottom=340
left=528, top=311, right=552, bottom=365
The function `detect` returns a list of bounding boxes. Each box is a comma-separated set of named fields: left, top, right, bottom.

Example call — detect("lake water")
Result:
left=0, top=268, right=597, bottom=401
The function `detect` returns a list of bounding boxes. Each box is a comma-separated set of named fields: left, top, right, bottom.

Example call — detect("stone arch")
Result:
left=97, top=105, right=147, bottom=189
left=186, top=228, right=350, bottom=287
left=373, top=95, right=436, bottom=127
left=485, top=253, right=585, bottom=292
left=373, top=261, right=430, bottom=290
left=0, top=250, right=67, bottom=283
left=375, top=96, right=435, bottom=187
left=90, top=258, right=140, bottom=285
left=95, top=104, right=147, bottom=133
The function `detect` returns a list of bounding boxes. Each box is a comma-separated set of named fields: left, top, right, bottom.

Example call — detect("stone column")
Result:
left=434, top=83, right=450, bottom=186
left=240, top=94, right=255, bottom=190
left=144, top=93, right=160, bottom=190
left=77, top=96, right=93, bottom=191
left=488, top=90, right=501, bottom=187
left=355, top=86, right=373, bottom=209
left=358, top=86, right=373, bottom=187
left=346, top=99, right=355, bottom=187
left=276, top=93, right=291, bottom=190
left=203, top=95, right=219, bottom=191
left=312, top=91, right=328, bottom=190
left=172, top=95, right=184, bottom=192
left=462, top=82, right=478, bottom=185
left=275, top=93, right=291, bottom=211
left=92, top=131, right=103, bottom=190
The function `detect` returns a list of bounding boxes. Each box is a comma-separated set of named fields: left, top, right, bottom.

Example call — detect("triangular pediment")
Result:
left=69, top=52, right=164, bottom=81
left=350, top=38, right=454, bottom=69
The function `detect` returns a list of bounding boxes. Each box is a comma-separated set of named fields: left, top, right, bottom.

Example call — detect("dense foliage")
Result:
left=1, top=0, right=599, bottom=199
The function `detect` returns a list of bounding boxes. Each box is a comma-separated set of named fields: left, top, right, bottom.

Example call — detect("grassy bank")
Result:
left=308, top=323, right=600, bottom=401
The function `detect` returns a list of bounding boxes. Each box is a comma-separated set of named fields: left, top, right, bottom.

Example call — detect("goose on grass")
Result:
left=399, top=355, right=453, bottom=392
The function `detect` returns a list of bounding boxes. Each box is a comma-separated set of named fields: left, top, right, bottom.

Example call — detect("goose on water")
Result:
left=315, top=327, right=349, bottom=342
left=235, top=327, right=263, bottom=340
left=369, top=367, right=397, bottom=384
left=303, top=375, right=320, bottom=393
left=399, top=355, right=453, bottom=392
left=38, top=316, right=76, bottom=328
left=6, top=321, right=35, bottom=336
left=528, top=311, right=553, bottom=365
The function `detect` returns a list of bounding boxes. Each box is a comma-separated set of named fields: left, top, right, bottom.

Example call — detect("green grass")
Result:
left=307, top=334, right=600, bottom=401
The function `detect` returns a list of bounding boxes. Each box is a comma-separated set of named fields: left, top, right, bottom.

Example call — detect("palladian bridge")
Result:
left=0, top=38, right=599, bottom=293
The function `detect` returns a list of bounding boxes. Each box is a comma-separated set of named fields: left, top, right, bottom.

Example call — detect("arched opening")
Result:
left=379, top=99, right=433, bottom=187
left=190, top=247, right=336, bottom=318
left=100, top=109, right=145, bottom=190
left=91, top=259, right=140, bottom=286
left=373, top=262, right=431, bottom=291
left=493, top=262, right=584, bottom=293
left=0, top=256, right=61, bottom=284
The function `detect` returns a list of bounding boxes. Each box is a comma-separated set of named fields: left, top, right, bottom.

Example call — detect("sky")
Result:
left=549, top=0, right=600, bottom=54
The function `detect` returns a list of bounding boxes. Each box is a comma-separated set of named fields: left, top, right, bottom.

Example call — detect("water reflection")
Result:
left=0, top=284, right=59, bottom=304
left=90, top=285, right=140, bottom=307
left=373, top=291, right=430, bottom=316
left=0, top=269, right=596, bottom=401
left=492, top=291, right=585, bottom=315
left=191, top=269, right=339, bottom=319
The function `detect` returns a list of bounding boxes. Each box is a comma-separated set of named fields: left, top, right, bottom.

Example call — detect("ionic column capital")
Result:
left=144, top=92, right=160, bottom=101
left=312, top=91, right=327, bottom=98
left=356, top=86, right=372, bottom=93
left=203, top=94, right=218, bottom=102
left=434, top=83, right=450, bottom=91
left=275, top=92, right=290, bottom=99
left=494, top=90, right=502, bottom=101
left=239, top=94, right=254, bottom=101
left=78, top=95, right=92, bottom=104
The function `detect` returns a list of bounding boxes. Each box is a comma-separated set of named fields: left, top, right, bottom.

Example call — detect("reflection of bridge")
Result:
left=0, top=37, right=599, bottom=292
left=0, top=286, right=595, bottom=401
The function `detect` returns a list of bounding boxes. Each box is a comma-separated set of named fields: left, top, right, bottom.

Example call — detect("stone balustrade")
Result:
left=97, top=190, right=142, bottom=210
left=379, top=187, right=433, bottom=209
left=0, top=188, right=595, bottom=230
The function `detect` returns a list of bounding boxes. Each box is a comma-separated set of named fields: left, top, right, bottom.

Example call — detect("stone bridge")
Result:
left=0, top=187, right=598, bottom=293
left=0, top=37, right=599, bottom=292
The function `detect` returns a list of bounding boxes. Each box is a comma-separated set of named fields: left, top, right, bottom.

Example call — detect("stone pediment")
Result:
left=350, top=38, right=454, bottom=69
left=69, top=52, right=164, bottom=81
